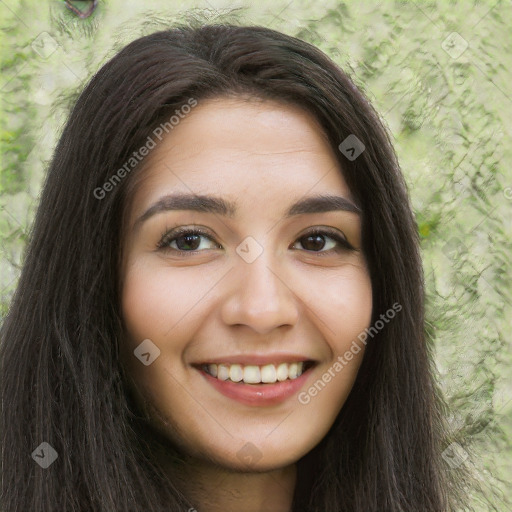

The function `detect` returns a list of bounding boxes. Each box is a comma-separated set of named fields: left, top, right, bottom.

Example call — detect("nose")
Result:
left=220, top=249, right=300, bottom=335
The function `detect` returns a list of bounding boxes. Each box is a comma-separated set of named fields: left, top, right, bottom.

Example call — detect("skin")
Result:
left=120, top=96, right=373, bottom=512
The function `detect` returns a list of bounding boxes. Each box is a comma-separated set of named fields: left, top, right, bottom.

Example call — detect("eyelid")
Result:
left=298, top=226, right=349, bottom=242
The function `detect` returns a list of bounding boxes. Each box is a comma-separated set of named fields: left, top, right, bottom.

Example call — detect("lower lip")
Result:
left=197, top=367, right=313, bottom=407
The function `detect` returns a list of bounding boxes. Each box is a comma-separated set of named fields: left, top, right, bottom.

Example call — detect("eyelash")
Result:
left=155, top=226, right=355, bottom=257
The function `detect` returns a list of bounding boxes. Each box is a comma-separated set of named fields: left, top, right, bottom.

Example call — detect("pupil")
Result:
left=177, top=234, right=200, bottom=251
left=303, top=235, right=325, bottom=251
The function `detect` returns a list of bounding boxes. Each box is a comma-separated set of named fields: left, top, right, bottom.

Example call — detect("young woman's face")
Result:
left=120, top=97, right=372, bottom=471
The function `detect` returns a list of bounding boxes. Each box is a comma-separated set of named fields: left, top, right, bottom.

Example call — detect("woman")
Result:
left=0, top=23, right=461, bottom=511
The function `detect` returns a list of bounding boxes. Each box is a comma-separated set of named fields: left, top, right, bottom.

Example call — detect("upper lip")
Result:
left=192, top=353, right=317, bottom=366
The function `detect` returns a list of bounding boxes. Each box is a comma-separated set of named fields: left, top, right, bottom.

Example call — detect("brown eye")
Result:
left=299, top=234, right=331, bottom=252
left=174, top=233, right=202, bottom=251
left=156, top=228, right=220, bottom=254
left=293, top=228, right=354, bottom=255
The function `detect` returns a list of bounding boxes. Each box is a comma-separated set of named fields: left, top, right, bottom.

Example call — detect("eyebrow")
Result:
left=133, top=192, right=361, bottom=230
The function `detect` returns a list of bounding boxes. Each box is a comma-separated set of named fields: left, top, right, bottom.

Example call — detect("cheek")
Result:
left=121, top=258, right=214, bottom=348
left=294, top=264, right=372, bottom=417
left=309, top=264, right=373, bottom=349
left=121, top=262, right=172, bottom=345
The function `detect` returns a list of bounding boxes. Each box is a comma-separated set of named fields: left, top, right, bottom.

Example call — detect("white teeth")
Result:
left=208, top=364, right=218, bottom=377
left=203, top=361, right=308, bottom=383
left=276, top=363, right=289, bottom=382
left=243, top=365, right=261, bottom=384
left=229, top=364, right=243, bottom=382
left=260, top=364, right=277, bottom=383
left=217, top=364, right=230, bottom=381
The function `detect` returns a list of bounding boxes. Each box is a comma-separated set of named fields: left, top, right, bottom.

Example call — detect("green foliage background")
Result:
left=1, top=1, right=511, bottom=509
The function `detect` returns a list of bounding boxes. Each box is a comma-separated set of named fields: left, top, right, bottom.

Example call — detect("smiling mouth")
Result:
left=196, top=361, right=316, bottom=385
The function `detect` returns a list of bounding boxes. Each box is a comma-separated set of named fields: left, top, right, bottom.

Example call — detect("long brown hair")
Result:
left=1, top=23, right=460, bottom=511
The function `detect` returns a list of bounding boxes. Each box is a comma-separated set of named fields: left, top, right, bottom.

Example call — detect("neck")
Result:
left=169, top=456, right=297, bottom=512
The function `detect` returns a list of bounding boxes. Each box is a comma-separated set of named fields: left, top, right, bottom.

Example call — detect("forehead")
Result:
left=128, top=96, right=354, bottom=217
